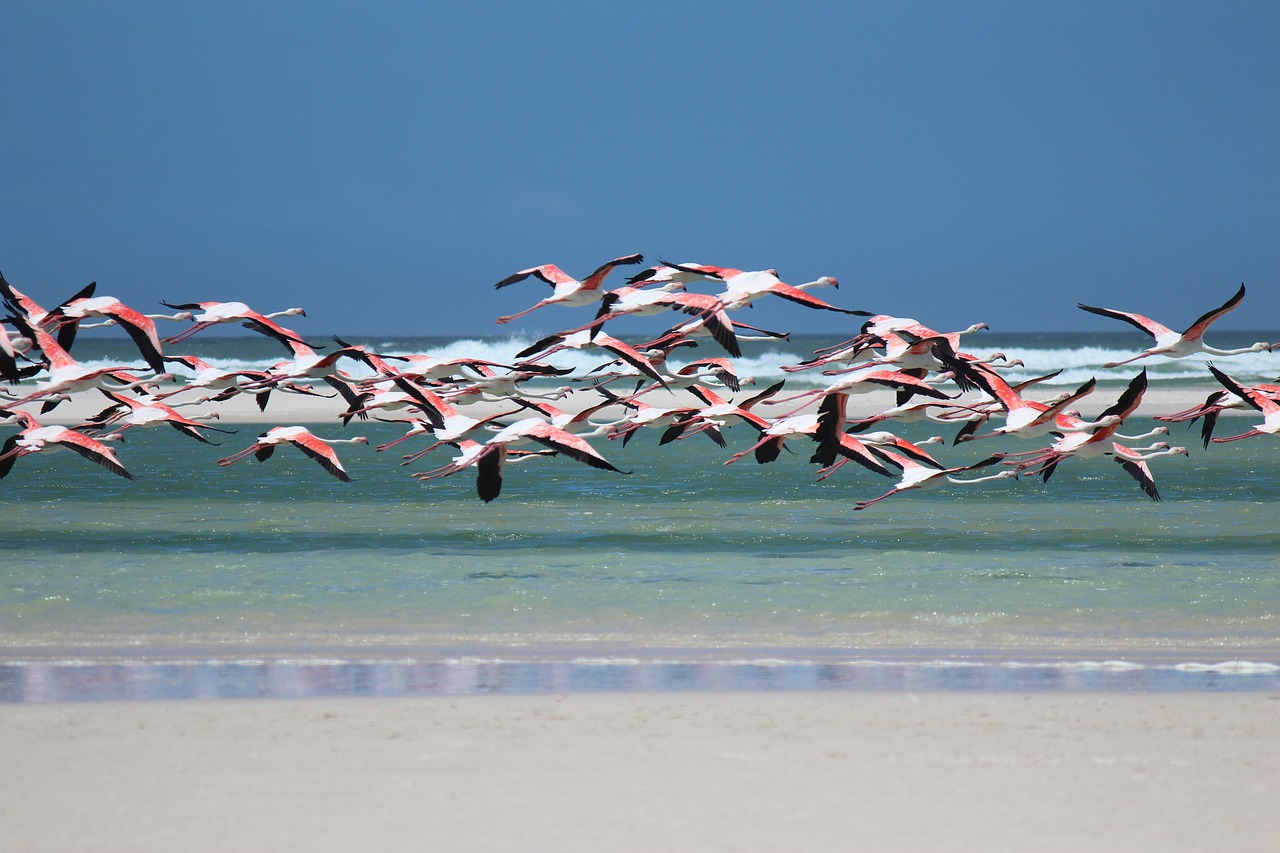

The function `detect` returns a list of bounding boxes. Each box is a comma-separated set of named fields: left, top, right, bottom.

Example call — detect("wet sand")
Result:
left=3, top=692, right=1277, bottom=852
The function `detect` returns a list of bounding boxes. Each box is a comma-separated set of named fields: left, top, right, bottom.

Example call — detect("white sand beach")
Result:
left=21, top=382, right=1240, bottom=426
left=3, top=692, right=1277, bottom=852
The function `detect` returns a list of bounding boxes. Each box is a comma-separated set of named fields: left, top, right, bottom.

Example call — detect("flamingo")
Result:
left=1078, top=283, right=1271, bottom=367
left=640, top=312, right=790, bottom=354
left=365, top=380, right=525, bottom=462
left=514, top=329, right=669, bottom=388
left=216, top=426, right=368, bottom=481
left=0, top=270, right=98, bottom=352
left=494, top=253, right=644, bottom=324
left=43, top=295, right=175, bottom=374
left=1001, top=370, right=1149, bottom=477
left=856, top=332, right=989, bottom=391
left=153, top=355, right=277, bottom=410
left=354, top=350, right=517, bottom=388
left=1105, top=442, right=1191, bottom=500
left=956, top=370, right=1116, bottom=442
left=1205, top=364, right=1280, bottom=443
left=439, top=365, right=575, bottom=405
left=88, top=389, right=235, bottom=445
left=670, top=358, right=747, bottom=393
left=1003, top=370, right=1185, bottom=499
left=723, top=392, right=853, bottom=466
left=158, top=300, right=307, bottom=345
left=850, top=451, right=1015, bottom=509
left=413, top=418, right=629, bottom=501
left=605, top=397, right=714, bottom=447
left=239, top=335, right=367, bottom=392
left=0, top=409, right=131, bottom=480
left=0, top=318, right=172, bottom=412
left=766, top=365, right=952, bottom=414
left=618, top=381, right=780, bottom=447
left=713, top=269, right=866, bottom=316
left=1154, top=377, right=1280, bottom=447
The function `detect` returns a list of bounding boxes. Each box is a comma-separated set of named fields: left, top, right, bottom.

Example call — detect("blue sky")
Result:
left=3, top=1, right=1278, bottom=337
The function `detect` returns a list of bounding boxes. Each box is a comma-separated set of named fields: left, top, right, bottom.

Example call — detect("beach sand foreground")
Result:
left=4, top=692, right=1277, bottom=852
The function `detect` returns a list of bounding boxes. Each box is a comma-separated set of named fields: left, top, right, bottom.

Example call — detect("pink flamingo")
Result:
left=1206, top=364, right=1280, bottom=443
left=851, top=451, right=1015, bottom=509
left=0, top=409, right=131, bottom=480
left=217, top=426, right=368, bottom=482
left=494, top=253, right=643, bottom=324
left=413, top=418, right=628, bottom=501
left=1078, top=283, right=1271, bottom=367
left=158, top=300, right=307, bottom=345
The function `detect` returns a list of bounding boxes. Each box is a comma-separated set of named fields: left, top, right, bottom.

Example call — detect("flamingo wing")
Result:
left=1076, top=302, right=1173, bottom=339
left=285, top=432, right=353, bottom=481
left=52, top=429, right=134, bottom=480
left=494, top=264, right=572, bottom=290
left=1099, top=369, right=1148, bottom=423
left=579, top=253, right=644, bottom=290
left=1111, top=445, right=1161, bottom=501
left=521, top=423, right=628, bottom=473
left=1207, top=364, right=1274, bottom=415
left=475, top=445, right=505, bottom=502
left=1181, top=283, right=1245, bottom=340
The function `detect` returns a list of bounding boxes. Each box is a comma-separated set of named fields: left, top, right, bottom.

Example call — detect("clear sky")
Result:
left=3, top=1, right=1278, bottom=337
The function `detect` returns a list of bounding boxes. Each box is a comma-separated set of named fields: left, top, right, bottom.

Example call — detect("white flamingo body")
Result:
left=716, top=270, right=855, bottom=315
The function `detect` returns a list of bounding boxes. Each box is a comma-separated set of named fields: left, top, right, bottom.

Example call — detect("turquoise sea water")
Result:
left=3, top=334, right=1279, bottom=699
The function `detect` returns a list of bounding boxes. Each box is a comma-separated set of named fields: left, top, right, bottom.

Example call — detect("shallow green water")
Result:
left=3, top=419, right=1277, bottom=667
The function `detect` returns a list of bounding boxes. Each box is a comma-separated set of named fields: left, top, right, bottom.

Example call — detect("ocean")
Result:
left=2, top=331, right=1279, bottom=700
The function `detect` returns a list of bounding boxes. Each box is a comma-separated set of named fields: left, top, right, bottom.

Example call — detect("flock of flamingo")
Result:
left=1, top=259, right=1275, bottom=507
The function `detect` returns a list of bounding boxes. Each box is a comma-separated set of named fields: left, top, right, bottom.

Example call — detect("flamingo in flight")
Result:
left=0, top=317, right=172, bottom=413
left=955, top=368, right=1114, bottom=442
left=158, top=300, right=307, bottom=345
left=1205, top=364, right=1280, bottom=443
left=88, top=388, right=235, bottom=445
left=703, top=267, right=867, bottom=316
left=1078, top=283, right=1271, bottom=367
left=413, top=418, right=629, bottom=502
left=1002, top=370, right=1184, bottom=499
left=0, top=409, right=131, bottom=480
left=494, top=253, right=644, bottom=324
left=0, top=270, right=98, bottom=353
left=1154, top=376, right=1280, bottom=448
left=43, top=295, right=179, bottom=375
left=514, top=329, right=670, bottom=388
left=850, top=451, right=1016, bottom=510
left=217, top=426, right=368, bottom=482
